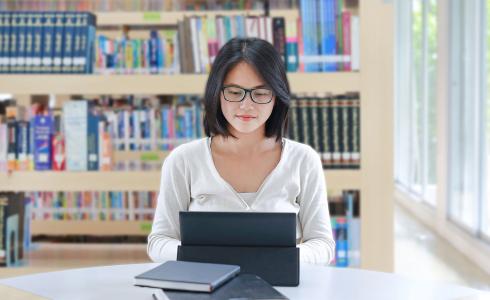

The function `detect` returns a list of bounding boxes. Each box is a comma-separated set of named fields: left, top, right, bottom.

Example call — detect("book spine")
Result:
left=87, top=109, right=99, bottom=171
left=352, top=93, right=360, bottom=167
left=342, top=11, right=351, bottom=71
left=33, top=115, right=53, bottom=170
left=15, top=121, right=29, bottom=171
left=24, top=12, right=34, bottom=73
left=51, top=115, right=66, bottom=171
left=335, top=0, right=344, bottom=71
left=52, top=12, right=64, bottom=73
left=62, top=12, right=75, bottom=73
left=31, top=13, right=43, bottom=73
left=7, top=120, right=17, bottom=171
left=63, top=101, right=88, bottom=171
left=335, top=217, right=349, bottom=267
left=2, top=13, right=11, bottom=73
left=285, top=18, right=298, bottom=72
left=350, top=15, right=359, bottom=71
left=0, top=124, right=7, bottom=172
left=341, top=96, right=350, bottom=169
left=272, top=17, right=286, bottom=67
left=41, top=12, right=53, bottom=74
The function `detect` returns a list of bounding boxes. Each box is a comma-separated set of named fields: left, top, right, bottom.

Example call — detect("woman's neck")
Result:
left=212, top=126, right=279, bottom=156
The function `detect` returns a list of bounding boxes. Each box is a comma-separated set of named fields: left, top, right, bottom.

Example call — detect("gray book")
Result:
left=134, top=261, right=240, bottom=292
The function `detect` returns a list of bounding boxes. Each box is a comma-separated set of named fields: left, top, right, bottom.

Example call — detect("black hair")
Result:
left=203, top=37, right=290, bottom=142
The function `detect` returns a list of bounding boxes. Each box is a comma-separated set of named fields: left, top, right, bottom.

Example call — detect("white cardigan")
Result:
left=147, top=137, right=335, bottom=265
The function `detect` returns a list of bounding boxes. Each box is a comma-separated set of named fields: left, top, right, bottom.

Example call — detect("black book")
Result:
left=134, top=261, right=240, bottom=292
left=152, top=274, right=289, bottom=300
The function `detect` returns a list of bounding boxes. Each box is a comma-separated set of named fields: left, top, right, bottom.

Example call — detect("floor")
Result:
left=394, top=204, right=490, bottom=291
left=0, top=204, right=489, bottom=293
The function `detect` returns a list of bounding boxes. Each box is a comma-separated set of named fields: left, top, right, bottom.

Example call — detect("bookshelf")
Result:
left=0, top=1, right=394, bottom=272
left=0, top=170, right=361, bottom=192
left=0, top=73, right=359, bottom=94
left=96, top=10, right=299, bottom=26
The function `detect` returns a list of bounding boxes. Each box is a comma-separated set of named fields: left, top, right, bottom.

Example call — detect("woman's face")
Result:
left=220, top=61, right=275, bottom=136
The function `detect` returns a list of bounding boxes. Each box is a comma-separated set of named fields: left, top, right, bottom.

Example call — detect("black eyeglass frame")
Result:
left=221, top=85, right=274, bottom=104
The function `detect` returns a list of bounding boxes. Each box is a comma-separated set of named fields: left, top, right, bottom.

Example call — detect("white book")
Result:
left=63, top=101, right=88, bottom=171
left=258, top=16, right=266, bottom=40
left=351, top=16, right=360, bottom=71
left=190, top=17, right=202, bottom=74
left=245, top=16, right=259, bottom=38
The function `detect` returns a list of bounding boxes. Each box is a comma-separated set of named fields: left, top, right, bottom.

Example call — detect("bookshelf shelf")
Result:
left=96, top=9, right=299, bottom=26
left=0, top=73, right=359, bottom=95
left=0, top=170, right=361, bottom=192
left=31, top=220, right=152, bottom=236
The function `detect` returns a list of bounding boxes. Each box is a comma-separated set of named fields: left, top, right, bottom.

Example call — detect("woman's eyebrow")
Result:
left=223, top=83, right=267, bottom=88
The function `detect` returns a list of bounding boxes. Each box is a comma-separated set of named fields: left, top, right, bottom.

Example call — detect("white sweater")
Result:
left=147, top=137, right=335, bottom=265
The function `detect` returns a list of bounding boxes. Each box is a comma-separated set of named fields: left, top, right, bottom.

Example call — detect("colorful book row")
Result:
left=0, top=0, right=276, bottom=12
left=95, top=29, right=180, bottom=74
left=0, top=95, right=205, bottom=172
left=28, top=190, right=157, bottom=221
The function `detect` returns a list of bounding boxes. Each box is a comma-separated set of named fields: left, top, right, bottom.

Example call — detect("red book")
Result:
left=51, top=133, right=66, bottom=171
left=342, top=11, right=352, bottom=71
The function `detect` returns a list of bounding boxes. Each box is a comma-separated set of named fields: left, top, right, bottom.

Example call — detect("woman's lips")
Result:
left=236, top=115, right=256, bottom=121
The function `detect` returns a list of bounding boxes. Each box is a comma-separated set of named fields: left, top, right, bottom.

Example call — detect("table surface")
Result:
left=0, top=263, right=488, bottom=300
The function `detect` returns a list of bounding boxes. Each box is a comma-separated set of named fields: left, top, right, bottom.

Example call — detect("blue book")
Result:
left=23, top=12, right=34, bottom=73
left=0, top=13, right=7, bottom=73
left=87, top=109, right=99, bottom=171
left=62, top=12, right=76, bottom=73
left=33, top=115, right=53, bottom=170
left=149, top=30, right=159, bottom=74
left=335, top=217, right=349, bottom=267
left=31, top=13, right=43, bottom=73
left=52, top=12, right=65, bottom=73
left=40, top=12, right=53, bottom=73
left=86, top=13, right=96, bottom=73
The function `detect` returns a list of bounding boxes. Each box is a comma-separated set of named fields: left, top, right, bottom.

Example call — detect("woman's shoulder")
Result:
left=164, top=137, right=208, bottom=164
left=284, top=138, right=321, bottom=165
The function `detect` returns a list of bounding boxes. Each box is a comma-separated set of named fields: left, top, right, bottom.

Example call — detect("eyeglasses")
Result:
left=221, top=85, right=274, bottom=104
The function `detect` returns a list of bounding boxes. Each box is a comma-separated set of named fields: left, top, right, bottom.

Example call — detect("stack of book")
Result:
left=288, top=92, right=360, bottom=169
left=0, top=12, right=96, bottom=74
left=0, top=192, right=31, bottom=267
left=329, top=189, right=360, bottom=268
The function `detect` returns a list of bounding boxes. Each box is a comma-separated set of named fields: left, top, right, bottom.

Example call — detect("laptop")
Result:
left=179, top=211, right=296, bottom=247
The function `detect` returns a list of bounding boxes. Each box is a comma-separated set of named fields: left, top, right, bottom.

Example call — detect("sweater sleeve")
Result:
left=297, top=147, right=336, bottom=265
left=147, top=149, right=190, bottom=262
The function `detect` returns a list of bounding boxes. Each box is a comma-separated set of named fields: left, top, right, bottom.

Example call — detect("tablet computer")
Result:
left=179, top=211, right=296, bottom=247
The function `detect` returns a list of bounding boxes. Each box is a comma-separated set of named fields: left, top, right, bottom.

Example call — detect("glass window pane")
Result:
left=411, top=0, right=424, bottom=195
left=483, top=0, right=490, bottom=237
left=425, top=0, right=438, bottom=205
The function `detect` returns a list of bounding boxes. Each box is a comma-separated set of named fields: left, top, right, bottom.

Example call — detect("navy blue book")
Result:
left=134, top=261, right=240, bottom=292
left=152, top=274, right=288, bottom=300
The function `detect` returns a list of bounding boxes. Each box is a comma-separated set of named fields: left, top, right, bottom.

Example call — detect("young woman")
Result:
left=148, top=37, right=335, bottom=264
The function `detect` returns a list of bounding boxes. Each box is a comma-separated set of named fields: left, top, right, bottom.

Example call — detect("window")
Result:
left=447, top=0, right=485, bottom=233
left=395, top=0, right=438, bottom=206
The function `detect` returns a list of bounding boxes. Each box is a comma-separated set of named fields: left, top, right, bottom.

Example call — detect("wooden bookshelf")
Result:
left=0, top=3, right=395, bottom=272
left=31, top=220, right=152, bottom=236
left=96, top=10, right=299, bottom=26
left=0, top=73, right=359, bottom=95
left=0, top=170, right=360, bottom=192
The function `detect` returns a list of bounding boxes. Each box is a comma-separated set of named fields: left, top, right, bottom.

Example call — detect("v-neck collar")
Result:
left=205, top=136, right=287, bottom=209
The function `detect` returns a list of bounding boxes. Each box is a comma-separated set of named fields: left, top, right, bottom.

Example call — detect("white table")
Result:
left=0, top=263, right=488, bottom=300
